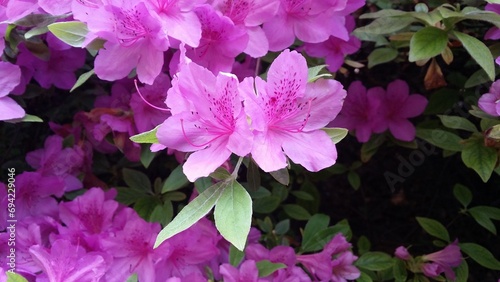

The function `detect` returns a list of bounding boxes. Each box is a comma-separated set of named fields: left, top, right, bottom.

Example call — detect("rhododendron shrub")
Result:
left=1, top=0, right=500, bottom=281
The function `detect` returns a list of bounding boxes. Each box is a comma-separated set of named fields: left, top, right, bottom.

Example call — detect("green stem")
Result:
left=232, top=157, right=244, bottom=178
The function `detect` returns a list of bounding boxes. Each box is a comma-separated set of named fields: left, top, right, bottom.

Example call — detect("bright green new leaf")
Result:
left=416, top=128, right=463, bottom=152
left=438, top=115, right=477, bottom=132
left=214, top=180, right=252, bottom=251
left=322, top=127, right=348, bottom=144
left=416, top=217, right=450, bottom=242
left=452, top=31, right=495, bottom=81
left=256, top=260, right=287, bottom=277
left=453, top=184, right=472, bottom=208
left=307, top=65, right=331, bottom=82
left=24, top=26, right=49, bottom=39
left=460, top=243, right=500, bottom=270
left=130, top=125, right=159, bottom=144
left=154, top=180, right=226, bottom=248
left=162, top=165, right=189, bottom=193
left=48, top=21, right=89, bottom=48
left=367, top=48, right=398, bottom=68
left=409, top=27, right=448, bottom=62
left=461, top=137, right=497, bottom=182
left=71, top=69, right=95, bottom=92
left=6, top=272, right=29, bottom=282
left=355, top=252, right=394, bottom=271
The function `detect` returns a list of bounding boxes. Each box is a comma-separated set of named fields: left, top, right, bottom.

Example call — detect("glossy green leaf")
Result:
left=47, top=21, right=89, bottom=48
left=355, top=252, right=394, bottom=271
left=416, top=217, right=450, bottom=242
left=214, top=180, right=252, bottom=251
left=452, top=31, right=495, bottom=81
left=469, top=207, right=496, bottom=235
left=229, top=244, right=245, bottom=267
left=70, top=69, right=95, bottom=92
left=140, top=144, right=157, bottom=168
left=130, top=126, right=159, bottom=144
left=453, top=184, right=472, bottom=208
left=256, top=260, right=287, bottom=277
left=162, top=165, right=189, bottom=193
left=409, top=27, right=448, bottom=62
left=154, top=180, right=226, bottom=248
left=460, top=243, right=500, bottom=270
left=149, top=201, right=173, bottom=227
left=356, top=272, right=373, bottom=282
left=322, top=128, right=349, bottom=144
left=368, top=48, right=398, bottom=68
left=122, top=168, right=151, bottom=191
left=416, top=128, right=463, bottom=152
left=393, top=259, right=407, bottom=282
left=438, top=115, right=477, bottom=132
left=455, top=259, right=468, bottom=282
left=307, top=65, right=331, bottom=82
left=461, top=137, right=497, bottom=182
left=282, top=204, right=311, bottom=221
left=302, top=214, right=330, bottom=249
left=253, top=196, right=281, bottom=214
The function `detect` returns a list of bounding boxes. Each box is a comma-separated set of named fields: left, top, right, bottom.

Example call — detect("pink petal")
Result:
left=388, top=119, right=416, bottom=141
left=244, top=26, right=269, bottom=58
left=156, top=114, right=214, bottom=152
left=293, top=11, right=340, bottom=43
left=136, top=46, right=164, bottom=85
left=266, top=49, right=307, bottom=100
left=183, top=140, right=232, bottom=181
left=162, top=11, right=201, bottom=47
left=251, top=132, right=287, bottom=172
left=95, top=42, right=140, bottom=82
left=0, top=61, right=21, bottom=97
left=281, top=130, right=337, bottom=171
left=0, top=96, right=25, bottom=120
left=478, top=93, right=500, bottom=116
left=227, top=112, right=253, bottom=156
left=400, top=94, right=428, bottom=118
left=263, top=14, right=295, bottom=51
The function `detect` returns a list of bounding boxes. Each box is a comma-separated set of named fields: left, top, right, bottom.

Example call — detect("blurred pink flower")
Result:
left=394, top=246, right=412, bottom=261
left=220, top=260, right=265, bottom=282
left=421, top=240, right=462, bottom=281
left=0, top=61, right=24, bottom=120
left=478, top=80, right=500, bottom=117
left=241, top=49, right=346, bottom=172
left=485, top=4, right=500, bottom=40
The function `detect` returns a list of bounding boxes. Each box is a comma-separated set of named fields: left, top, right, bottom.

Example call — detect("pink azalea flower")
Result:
left=376, top=80, right=428, bottom=141
left=394, top=246, right=412, bottom=261
left=263, top=0, right=348, bottom=51
left=0, top=61, right=24, bottom=120
left=478, top=80, right=500, bottom=117
left=186, top=4, right=249, bottom=74
left=29, top=239, right=107, bottom=282
left=26, top=135, right=86, bottom=192
left=485, top=4, right=500, bottom=40
left=220, top=260, right=265, bottom=282
left=144, top=0, right=204, bottom=48
left=157, top=47, right=253, bottom=181
left=38, top=0, right=72, bottom=15
left=329, top=81, right=385, bottom=142
left=211, top=0, right=279, bottom=57
left=303, top=15, right=361, bottom=72
left=14, top=172, right=64, bottom=220
left=297, top=233, right=360, bottom=282
left=421, top=240, right=462, bottom=281
left=241, top=49, right=346, bottom=172
left=130, top=73, right=171, bottom=133
left=86, top=0, right=170, bottom=84
left=497, top=56, right=500, bottom=66
left=16, top=43, right=86, bottom=90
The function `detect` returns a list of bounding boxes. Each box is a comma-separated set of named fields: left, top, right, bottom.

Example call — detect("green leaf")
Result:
left=464, top=69, right=495, bottom=88
left=416, top=217, right=450, bottom=242
left=47, top=21, right=89, bottom=48
left=348, top=171, right=361, bottom=190
left=322, top=127, right=349, bottom=144
left=357, top=236, right=371, bottom=255
left=461, top=137, right=497, bottom=182
left=470, top=206, right=500, bottom=220
left=302, top=214, right=330, bottom=249
left=274, top=219, right=290, bottom=235
left=356, top=272, right=373, bottom=282
left=70, top=69, right=95, bottom=92
left=5, top=114, right=43, bottom=123
left=149, top=201, right=173, bottom=227
left=253, top=196, right=281, bottom=214
left=359, top=9, right=408, bottom=19
left=194, top=177, right=212, bottom=193
left=209, top=167, right=232, bottom=180
left=455, top=259, right=468, bottom=282
left=424, top=88, right=460, bottom=115
left=256, top=260, right=287, bottom=278
left=126, top=274, right=138, bottom=282
left=438, top=115, right=477, bottom=132
left=416, top=128, right=463, bottom=152
left=469, top=207, right=497, bottom=235
left=290, top=190, right=314, bottom=201
left=460, top=243, right=500, bottom=270
left=354, top=16, right=416, bottom=35
left=307, top=65, right=331, bottom=82
left=452, top=31, right=495, bottom=81
left=409, top=27, right=448, bottom=62
left=154, top=180, right=226, bottom=248
left=269, top=167, right=289, bottom=186
left=214, top=180, right=252, bottom=251
left=162, top=165, right=189, bottom=193
left=247, top=186, right=271, bottom=199
left=355, top=252, right=394, bottom=271
left=14, top=13, right=70, bottom=27
left=453, top=184, right=472, bottom=208
left=115, top=187, right=149, bottom=205
left=301, top=219, right=351, bottom=252
left=367, top=48, right=398, bottom=68
left=6, top=272, right=29, bottom=282
left=140, top=144, right=157, bottom=169
left=122, top=168, right=151, bottom=191
left=229, top=244, right=245, bottom=267
left=361, top=134, right=385, bottom=162
left=246, top=159, right=261, bottom=192
left=393, top=259, right=408, bottom=282
left=282, top=204, right=311, bottom=221
left=130, top=126, right=159, bottom=144
left=134, top=196, right=161, bottom=220
left=24, top=25, right=49, bottom=39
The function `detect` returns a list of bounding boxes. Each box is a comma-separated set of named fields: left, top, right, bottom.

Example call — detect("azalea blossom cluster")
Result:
left=395, top=241, right=463, bottom=281
left=0, top=179, right=360, bottom=281
left=157, top=49, right=347, bottom=181
left=331, top=80, right=428, bottom=143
